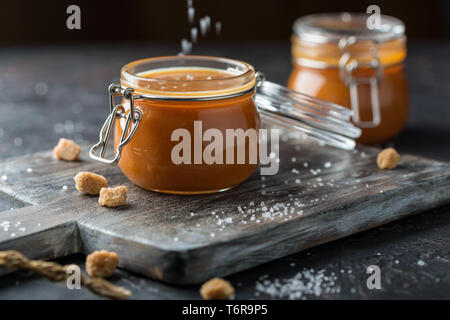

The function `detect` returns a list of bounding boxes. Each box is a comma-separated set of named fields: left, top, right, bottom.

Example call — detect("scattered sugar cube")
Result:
left=377, top=148, right=400, bottom=170
left=98, top=186, right=127, bottom=207
left=74, top=172, right=107, bottom=195
left=53, top=138, right=81, bottom=161
left=200, top=278, right=235, bottom=300
left=85, top=250, right=119, bottom=278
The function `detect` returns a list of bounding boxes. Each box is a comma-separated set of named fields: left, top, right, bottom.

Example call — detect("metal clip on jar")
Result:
left=90, top=56, right=360, bottom=194
left=289, top=13, right=408, bottom=144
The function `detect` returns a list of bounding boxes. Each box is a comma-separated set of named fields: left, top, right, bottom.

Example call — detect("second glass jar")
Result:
left=288, top=13, right=409, bottom=144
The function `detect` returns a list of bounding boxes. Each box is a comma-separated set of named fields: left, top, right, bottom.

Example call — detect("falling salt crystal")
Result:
left=188, top=7, right=195, bottom=24
left=210, top=233, right=215, bottom=238
left=11, top=233, right=16, bottom=237
left=417, top=260, right=426, bottom=266
left=324, top=162, right=332, bottom=168
left=204, top=16, right=211, bottom=29
left=190, top=212, right=195, bottom=216
left=26, top=168, right=33, bottom=173
left=1, top=175, right=7, bottom=181
left=180, top=38, right=192, bottom=54
left=303, top=162, right=308, bottom=168
left=62, top=185, right=68, bottom=190
left=174, top=237, right=179, bottom=241
left=190, top=27, right=198, bottom=42
left=199, top=16, right=211, bottom=36
left=215, top=21, right=222, bottom=36
left=295, top=179, right=301, bottom=184
left=290, top=263, right=296, bottom=267
left=394, top=260, right=399, bottom=264
left=14, top=137, right=23, bottom=147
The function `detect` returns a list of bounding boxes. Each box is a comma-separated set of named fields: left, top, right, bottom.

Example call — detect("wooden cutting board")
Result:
left=0, top=133, right=449, bottom=284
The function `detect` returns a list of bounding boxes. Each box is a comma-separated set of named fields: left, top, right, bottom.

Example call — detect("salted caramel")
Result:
left=114, top=57, right=260, bottom=194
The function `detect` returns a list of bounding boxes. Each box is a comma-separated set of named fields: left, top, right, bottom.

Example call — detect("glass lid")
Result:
left=255, top=79, right=361, bottom=150
left=293, top=12, right=405, bottom=43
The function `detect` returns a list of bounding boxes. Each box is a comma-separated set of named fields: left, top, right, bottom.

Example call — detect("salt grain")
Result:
left=34, top=82, right=48, bottom=96
left=255, top=269, right=340, bottom=299
left=188, top=7, right=195, bottom=24
left=215, top=21, right=222, bottom=36
left=14, top=137, right=23, bottom=147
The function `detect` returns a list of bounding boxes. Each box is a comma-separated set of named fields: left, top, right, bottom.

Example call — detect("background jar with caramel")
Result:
left=288, top=13, right=408, bottom=144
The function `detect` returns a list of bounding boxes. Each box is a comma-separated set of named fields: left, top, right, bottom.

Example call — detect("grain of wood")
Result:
left=0, top=137, right=449, bottom=284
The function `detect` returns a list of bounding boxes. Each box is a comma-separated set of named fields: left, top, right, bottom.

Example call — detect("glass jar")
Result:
left=90, top=55, right=360, bottom=195
left=288, top=13, right=408, bottom=144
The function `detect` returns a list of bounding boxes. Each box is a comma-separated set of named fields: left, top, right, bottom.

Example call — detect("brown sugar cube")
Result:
left=85, top=250, right=119, bottom=278
left=98, top=186, right=127, bottom=208
left=377, top=147, right=400, bottom=170
left=53, top=138, right=81, bottom=161
left=74, top=172, right=107, bottom=195
left=200, top=277, right=235, bottom=300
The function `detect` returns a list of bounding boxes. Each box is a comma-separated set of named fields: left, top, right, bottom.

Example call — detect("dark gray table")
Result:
left=0, top=41, right=449, bottom=299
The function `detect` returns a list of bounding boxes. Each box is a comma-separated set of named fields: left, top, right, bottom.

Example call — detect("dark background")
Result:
left=1, top=0, right=450, bottom=45
left=0, top=1, right=449, bottom=300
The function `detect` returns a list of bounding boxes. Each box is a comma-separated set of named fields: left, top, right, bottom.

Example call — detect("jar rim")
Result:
left=293, top=12, right=405, bottom=44
left=121, top=55, right=256, bottom=98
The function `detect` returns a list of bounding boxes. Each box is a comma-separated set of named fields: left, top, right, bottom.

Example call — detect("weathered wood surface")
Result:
left=0, top=135, right=449, bottom=284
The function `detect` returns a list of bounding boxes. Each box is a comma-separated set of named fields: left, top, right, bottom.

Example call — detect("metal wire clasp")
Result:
left=339, top=37, right=382, bottom=128
left=89, top=84, right=142, bottom=165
